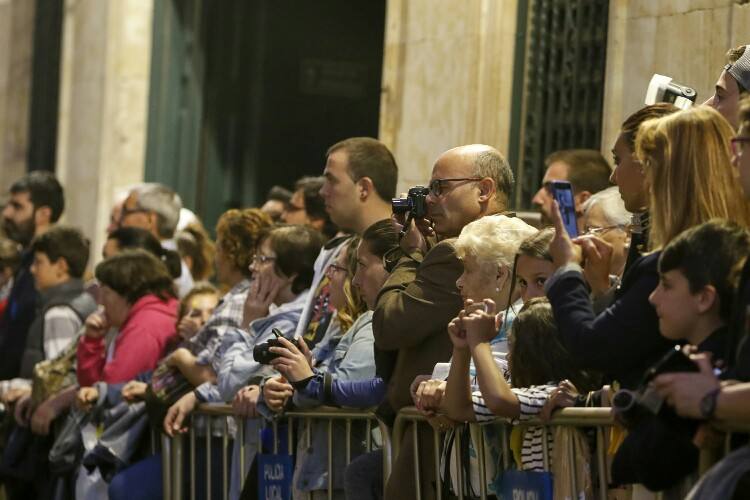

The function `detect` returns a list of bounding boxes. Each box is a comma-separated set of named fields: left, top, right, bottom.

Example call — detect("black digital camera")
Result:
left=252, top=328, right=288, bottom=365
left=391, top=186, right=429, bottom=220
left=612, top=345, right=698, bottom=428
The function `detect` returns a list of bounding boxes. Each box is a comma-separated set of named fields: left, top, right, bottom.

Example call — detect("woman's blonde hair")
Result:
left=335, top=237, right=367, bottom=333
left=455, top=215, right=538, bottom=270
left=636, top=106, right=750, bottom=249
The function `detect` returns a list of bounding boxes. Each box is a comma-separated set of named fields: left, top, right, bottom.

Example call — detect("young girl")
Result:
left=443, top=297, right=598, bottom=470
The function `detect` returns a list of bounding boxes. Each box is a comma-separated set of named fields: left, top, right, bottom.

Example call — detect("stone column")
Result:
left=601, top=0, right=750, bottom=153
left=379, top=0, right=519, bottom=192
left=0, top=0, right=35, bottom=194
left=55, top=0, right=153, bottom=266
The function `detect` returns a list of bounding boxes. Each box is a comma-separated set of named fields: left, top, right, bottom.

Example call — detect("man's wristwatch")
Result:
left=699, top=387, right=721, bottom=419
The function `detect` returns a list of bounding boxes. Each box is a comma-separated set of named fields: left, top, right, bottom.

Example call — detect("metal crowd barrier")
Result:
left=161, top=404, right=392, bottom=500
left=393, top=406, right=615, bottom=500
left=160, top=404, right=750, bottom=500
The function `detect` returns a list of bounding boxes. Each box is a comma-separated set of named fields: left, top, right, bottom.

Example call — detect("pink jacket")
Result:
left=77, top=294, right=179, bottom=386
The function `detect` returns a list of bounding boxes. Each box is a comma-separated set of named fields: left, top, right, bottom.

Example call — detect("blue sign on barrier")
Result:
left=257, top=453, right=293, bottom=500
left=495, top=470, right=553, bottom=500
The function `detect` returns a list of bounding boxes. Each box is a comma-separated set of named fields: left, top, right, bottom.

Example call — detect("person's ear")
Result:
left=357, top=177, right=375, bottom=201
left=34, top=206, right=52, bottom=229
left=495, top=265, right=509, bottom=292
left=574, top=191, right=591, bottom=214
left=53, top=257, right=70, bottom=279
left=477, top=178, right=496, bottom=203
left=146, top=211, right=159, bottom=235
left=695, top=284, right=719, bottom=315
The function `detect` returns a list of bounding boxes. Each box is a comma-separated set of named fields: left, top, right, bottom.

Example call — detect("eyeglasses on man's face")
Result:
left=427, top=177, right=483, bottom=197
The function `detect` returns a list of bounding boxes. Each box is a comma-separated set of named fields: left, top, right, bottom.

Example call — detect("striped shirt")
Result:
left=473, top=384, right=556, bottom=471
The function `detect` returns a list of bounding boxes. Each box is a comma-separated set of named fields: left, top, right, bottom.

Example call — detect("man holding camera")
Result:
left=374, top=144, right=514, bottom=500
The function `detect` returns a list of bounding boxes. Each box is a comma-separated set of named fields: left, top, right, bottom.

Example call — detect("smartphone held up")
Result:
left=548, top=180, right=578, bottom=238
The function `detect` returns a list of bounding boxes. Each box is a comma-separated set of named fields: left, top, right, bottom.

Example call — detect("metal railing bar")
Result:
left=205, top=420, right=211, bottom=500
left=433, top=428, right=442, bottom=500
left=222, top=418, right=229, bottom=500
left=412, top=423, right=421, bottom=500
left=190, top=421, right=196, bottom=500
left=328, top=419, right=334, bottom=500
left=477, top=427, right=487, bottom=500
left=161, top=434, right=172, bottom=500
left=345, top=418, right=352, bottom=465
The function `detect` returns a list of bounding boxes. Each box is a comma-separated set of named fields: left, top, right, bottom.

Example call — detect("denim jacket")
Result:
left=291, top=311, right=376, bottom=493
left=214, top=290, right=308, bottom=500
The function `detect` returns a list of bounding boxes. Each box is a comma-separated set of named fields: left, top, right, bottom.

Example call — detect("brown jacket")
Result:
left=373, top=239, right=463, bottom=413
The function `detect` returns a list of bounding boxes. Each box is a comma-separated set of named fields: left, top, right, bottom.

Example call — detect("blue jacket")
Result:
left=291, top=311, right=376, bottom=492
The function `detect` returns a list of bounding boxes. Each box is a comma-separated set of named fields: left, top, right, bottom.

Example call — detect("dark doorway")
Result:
left=145, top=0, right=386, bottom=231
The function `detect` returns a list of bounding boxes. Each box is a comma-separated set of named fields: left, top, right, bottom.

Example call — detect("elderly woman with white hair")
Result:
left=412, top=214, right=537, bottom=496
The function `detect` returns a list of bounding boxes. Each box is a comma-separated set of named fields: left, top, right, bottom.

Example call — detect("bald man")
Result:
left=373, top=144, right=515, bottom=500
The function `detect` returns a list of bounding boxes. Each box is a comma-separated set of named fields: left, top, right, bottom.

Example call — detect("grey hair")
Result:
left=582, top=186, right=631, bottom=226
left=133, top=183, right=182, bottom=239
left=472, top=150, right=515, bottom=206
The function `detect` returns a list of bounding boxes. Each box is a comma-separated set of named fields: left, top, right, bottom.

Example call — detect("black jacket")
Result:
left=0, top=251, right=38, bottom=380
left=546, top=252, right=674, bottom=388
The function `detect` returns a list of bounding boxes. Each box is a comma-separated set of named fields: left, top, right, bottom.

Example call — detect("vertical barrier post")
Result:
left=596, top=426, right=607, bottom=500
left=238, top=417, right=245, bottom=496
left=205, top=419, right=211, bottom=499
left=288, top=416, right=294, bottom=455
left=433, top=428, right=442, bottom=500
left=542, top=426, right=550, bottom=470
left=412, top=423, right=422, bottom=499
left=162, top=434, right=172, bottom=500
left=476, top=425, right=487, bottom=500
left=222, top=418, right=229, bottom=500
left=455, top=428, right=464, bottom=500
left=328, top=419, right=334, bottom=500
left=345, top=419, right=352, bottom=465
left=172, top=433, right=184, bottom=500
left=566, top=428, right=578, bottom=498
left=190, top=424, right=196, bottom=500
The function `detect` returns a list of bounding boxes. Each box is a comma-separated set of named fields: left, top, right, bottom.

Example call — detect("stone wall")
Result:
left=379, top=0, right=519, bottom=193
left=55, top=0, right=153, bottom=266
left=0, top=0, right=34, bottom=196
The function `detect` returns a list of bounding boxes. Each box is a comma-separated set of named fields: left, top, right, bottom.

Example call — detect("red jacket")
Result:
left=77, top=294, right=179, bottom=386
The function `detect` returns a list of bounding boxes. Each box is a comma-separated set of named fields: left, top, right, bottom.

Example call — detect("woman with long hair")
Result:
left=542, top=105, right=750, bottom=389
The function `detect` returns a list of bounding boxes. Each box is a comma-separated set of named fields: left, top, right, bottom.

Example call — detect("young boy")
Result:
left=648, top=219, right=750, bottom=361
left=0, top=225, right=97, bottom=404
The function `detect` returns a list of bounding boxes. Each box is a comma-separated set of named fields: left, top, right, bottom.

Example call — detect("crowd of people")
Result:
left=0, top=44, right=749, bottom=500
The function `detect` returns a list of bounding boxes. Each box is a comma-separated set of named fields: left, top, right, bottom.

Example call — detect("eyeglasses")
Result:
left=325, top=263, right=349, bottom=279
left=251, top=254, right=276, bottom=266
left=731, top=136, right=750, bottom=158
left=428, top=177, right=483, bottom=197
left=583, top=224, right=629, bottom=236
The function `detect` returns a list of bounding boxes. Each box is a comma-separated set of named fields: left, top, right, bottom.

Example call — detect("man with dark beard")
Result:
left=0, top=171, right=64, bottom=379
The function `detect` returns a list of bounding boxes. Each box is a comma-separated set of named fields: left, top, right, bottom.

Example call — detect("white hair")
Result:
left=581, top=186, right=631, bottom=226
left=455, top=215, right=538, bottom=269
left=133, top=183, right=182, bottom=239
